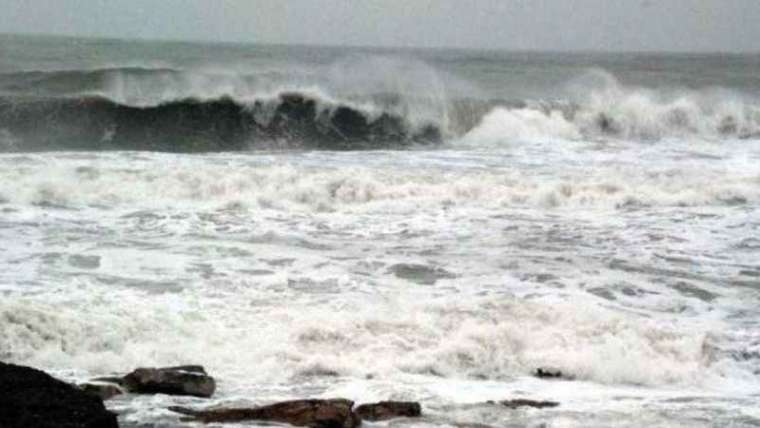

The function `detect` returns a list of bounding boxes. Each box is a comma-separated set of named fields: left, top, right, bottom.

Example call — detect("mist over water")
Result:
left=1, top=35, right=759, bottom=427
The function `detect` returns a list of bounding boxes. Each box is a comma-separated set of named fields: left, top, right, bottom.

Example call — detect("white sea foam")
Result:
left=0, top=284, right=732, bottom=388
left=1, top=150, right=758, bottom=427
left=0, top=152, right=757, bottom=212
left=460, top=107, right=581, bottom=145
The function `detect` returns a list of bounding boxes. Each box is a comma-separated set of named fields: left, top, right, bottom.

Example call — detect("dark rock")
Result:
left=79, top=382, right=125, bottom=401
left=0, top=362, right=119, bottom=428
left=355, top=401, right=422, bottom=421
left=123, top=365, right=215, bottom=398
left=169, top=398, right=360, bottom=427
left=535, top=367, right=567, bottom=379
left=499, top=399, right=559, bottom=409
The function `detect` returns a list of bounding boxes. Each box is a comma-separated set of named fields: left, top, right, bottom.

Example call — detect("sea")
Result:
left=1, top=34, right=759, bottom=427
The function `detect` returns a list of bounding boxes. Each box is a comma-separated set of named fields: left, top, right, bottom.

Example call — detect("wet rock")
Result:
left=0, top=362, right=119, bottom=428
left=79, top=382, right=125, bottom=401
left=498, top=399, right=559, bottom=409
left=355, top=401, right=422, bottom=421
left=534, top=367, right=567, bottom=379
left=122, top=365, right=215, bottom=398
left=169, top=398, right=360, bottom=427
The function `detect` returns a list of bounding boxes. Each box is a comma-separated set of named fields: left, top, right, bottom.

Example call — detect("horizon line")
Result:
left=2, top=31, right=758, bottom=56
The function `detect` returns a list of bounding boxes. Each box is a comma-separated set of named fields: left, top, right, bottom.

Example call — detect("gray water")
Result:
left=1, top=34, right=759, bottom=427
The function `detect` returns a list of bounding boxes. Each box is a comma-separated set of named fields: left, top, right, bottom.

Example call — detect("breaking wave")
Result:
left=460, top=70, right=760, bottom=146
left=0, top=92, right=441, bottom=151
left=0, top=66, right=759, bottom=152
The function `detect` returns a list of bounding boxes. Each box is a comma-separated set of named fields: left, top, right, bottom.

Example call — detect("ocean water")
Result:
left=1, top=34, right=759, bottom=427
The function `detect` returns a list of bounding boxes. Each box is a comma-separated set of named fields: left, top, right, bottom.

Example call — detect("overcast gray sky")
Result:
left=1, top=0, right=759, bottom=52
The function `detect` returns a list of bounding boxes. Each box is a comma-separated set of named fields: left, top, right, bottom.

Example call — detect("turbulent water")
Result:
left=1, top=34, right=759, bottom=427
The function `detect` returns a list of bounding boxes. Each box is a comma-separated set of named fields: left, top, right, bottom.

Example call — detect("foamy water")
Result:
left=2, top=139, right=759, bottom=426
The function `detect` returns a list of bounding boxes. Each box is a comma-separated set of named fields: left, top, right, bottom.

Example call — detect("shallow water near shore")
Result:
left=1, top=35, right=760, bottom=427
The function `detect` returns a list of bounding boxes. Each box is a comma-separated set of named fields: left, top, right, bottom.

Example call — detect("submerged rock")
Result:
left=355, top=401, right=422, bottom=421
left=122, top=365, right=215, bottom=398
left=0, top=362, right=119, bottom=428
left=79, top=382, right=125, bottom=401
left=389, top=263, right=456, bottom=285
left=170, top=398, right=360, bottom=427
left=498, top=399, right=559, bottom=409
left=534, top=367, right=567, bottom=379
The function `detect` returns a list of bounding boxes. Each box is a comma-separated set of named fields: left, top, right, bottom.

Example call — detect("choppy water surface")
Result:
left=0, top=35, right=759, bottom=427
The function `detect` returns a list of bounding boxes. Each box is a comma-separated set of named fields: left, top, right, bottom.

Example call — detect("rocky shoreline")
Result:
left=0, top=362, right=561, bottom=427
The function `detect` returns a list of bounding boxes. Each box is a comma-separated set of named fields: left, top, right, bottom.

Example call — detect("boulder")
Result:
left=122, top=365, right=215, bottom=398
left=355, top=401, right=422, bottom=421
left=0, top=362, right=118, bottom=428
left=498, top=399, right=559, bottom=409
left=78, top=382, right=125, bottom=401
left=169, top=398, right=360, bottom=427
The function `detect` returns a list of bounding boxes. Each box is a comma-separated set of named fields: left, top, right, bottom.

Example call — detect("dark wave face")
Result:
left=0, top=92, right=442, bottom=152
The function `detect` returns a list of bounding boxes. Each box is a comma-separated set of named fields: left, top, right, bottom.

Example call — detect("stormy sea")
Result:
left=1, top=34, right=759, bottom=427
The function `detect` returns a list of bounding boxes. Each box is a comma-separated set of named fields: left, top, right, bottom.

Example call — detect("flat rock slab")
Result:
left=0, top=362, right=118, bottom=428
left=355, top=401, right=422, bottom=421
left=170, top=398, right=360, bottom=427
left=122, top=365, right=215, bottom=398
